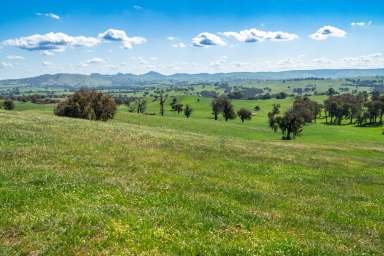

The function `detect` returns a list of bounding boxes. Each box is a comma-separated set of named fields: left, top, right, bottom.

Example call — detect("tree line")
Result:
left=267, top=91, right=384, bottom=140
left=324, top=92, right=384, bottom=126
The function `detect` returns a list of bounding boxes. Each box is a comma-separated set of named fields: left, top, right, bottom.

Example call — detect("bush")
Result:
left=2, top=99, right=15, bottom=110
left=54, top=89, right=117, bottom=121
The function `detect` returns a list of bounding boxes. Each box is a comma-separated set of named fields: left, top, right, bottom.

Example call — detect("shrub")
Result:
left=54, top=89, right=117, bottom=121
left=2, top=99, right=15, bottom=110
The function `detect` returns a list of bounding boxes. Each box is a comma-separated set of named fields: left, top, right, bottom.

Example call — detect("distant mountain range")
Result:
left=1, top=68, right=384, bottom=88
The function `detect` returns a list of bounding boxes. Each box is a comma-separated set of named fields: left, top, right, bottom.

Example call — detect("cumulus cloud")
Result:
left=98, top=29, right=146, bottom=49
left=36, top=13, right=61, bottom=20
left=222, top=28, right=298, bottom=42
left=310, top=26, right=346, bottom=40
left=351, top=21, right=372, bottom=27
left=4, top=30, right=146, bottom=52
left=192, top=32, right=226, bottom=47
left=7, top=55, right=25, bottom=60
left=167, top=36, right=176, bottom=41
left=3, top=32, right=100, bottom=51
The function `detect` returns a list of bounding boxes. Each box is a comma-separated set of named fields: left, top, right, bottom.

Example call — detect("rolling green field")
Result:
left=1, top=97, right=384, bottom=255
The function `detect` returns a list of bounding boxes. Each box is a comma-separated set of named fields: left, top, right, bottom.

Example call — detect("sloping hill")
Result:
left=0, top=109, right=383, bottom=255
left=1, top=68, right=384, bottom=88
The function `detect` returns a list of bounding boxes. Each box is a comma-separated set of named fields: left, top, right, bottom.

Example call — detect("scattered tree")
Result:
left=327, top=88, right=338, bottom=96
left=293, top=96, right=322, bottom=123
left=222, top=98, right=236, bottom=121
left=2, top=99, right=15, bottom=110
left=268, top=104, right=281, bottom=132
left=237, top=108, right=252, bottom=123
left=268, top=104, right=305, bottom=140
left=170, top=97, right=177, bottom=110
left=184, top=104, right=193, bottom=118
left=135, top=98, right=147, bottom=114
left=278, top=109, right=305, bottom=140
left=158, top=92, right=167, bottom=116
left=211, top=97, right=224, bottom=120
left=276, top=92, right=288, bottom=99
left=174, top=103, right=184, bottom=114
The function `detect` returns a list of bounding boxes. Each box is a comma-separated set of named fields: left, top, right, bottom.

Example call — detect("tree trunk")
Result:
left=160, top=103, right=164, bottom=116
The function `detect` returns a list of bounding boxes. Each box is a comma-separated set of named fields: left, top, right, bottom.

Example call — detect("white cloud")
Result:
left=343, top=53, right=383, bottom=64
left=85, top=57, right=106, bottom=64
left=98, top=29, right=146, bottom=49
left=172, top=42, right=186, bottom=48
left=192, top=32, right=226, bottom=47
left=3, top=32, right=100, bottom=51
left=310, top=26, right=346, bottom=40
left=276, top=55, right=305, bottom=67
left=222, top=28, right=298, bottom=42
left=277, top=58, right=298, bottom=66
left=40, top=50, right=55, bottom=56
left=210, top=56, right=228, bottom=68
left=351, top=21, right=372, bottom=27
left=78, top=58, right=106, bottom=68
left=130, top=56, right=148, bottom=65
left=36, top=13, right=61, bottom=20
left=232, top=61, right=249, bottom=68
left=42, top=61, right=52, bottom=66
left=312, top=57, right=334, bottom=64
left=167, top=37, right=186, bottom=48
left=0, top=62, right=13, bottom=68
left=7, top=55, right=25, bottom=60
left=106, top=64, right=119, bottom=70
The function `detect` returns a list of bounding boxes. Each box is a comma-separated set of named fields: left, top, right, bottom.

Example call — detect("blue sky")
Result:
left=0, top=0, right=383, bottom=79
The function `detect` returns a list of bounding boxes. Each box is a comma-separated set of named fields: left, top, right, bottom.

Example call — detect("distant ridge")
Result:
left=1, top=68, right=384, bottom=88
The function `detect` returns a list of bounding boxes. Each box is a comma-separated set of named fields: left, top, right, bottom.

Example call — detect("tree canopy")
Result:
left=54, top=89, right=117, bottom=121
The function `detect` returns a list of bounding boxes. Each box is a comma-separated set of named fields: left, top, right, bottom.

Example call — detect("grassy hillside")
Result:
left=0, top=100, right=384, bottom=255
